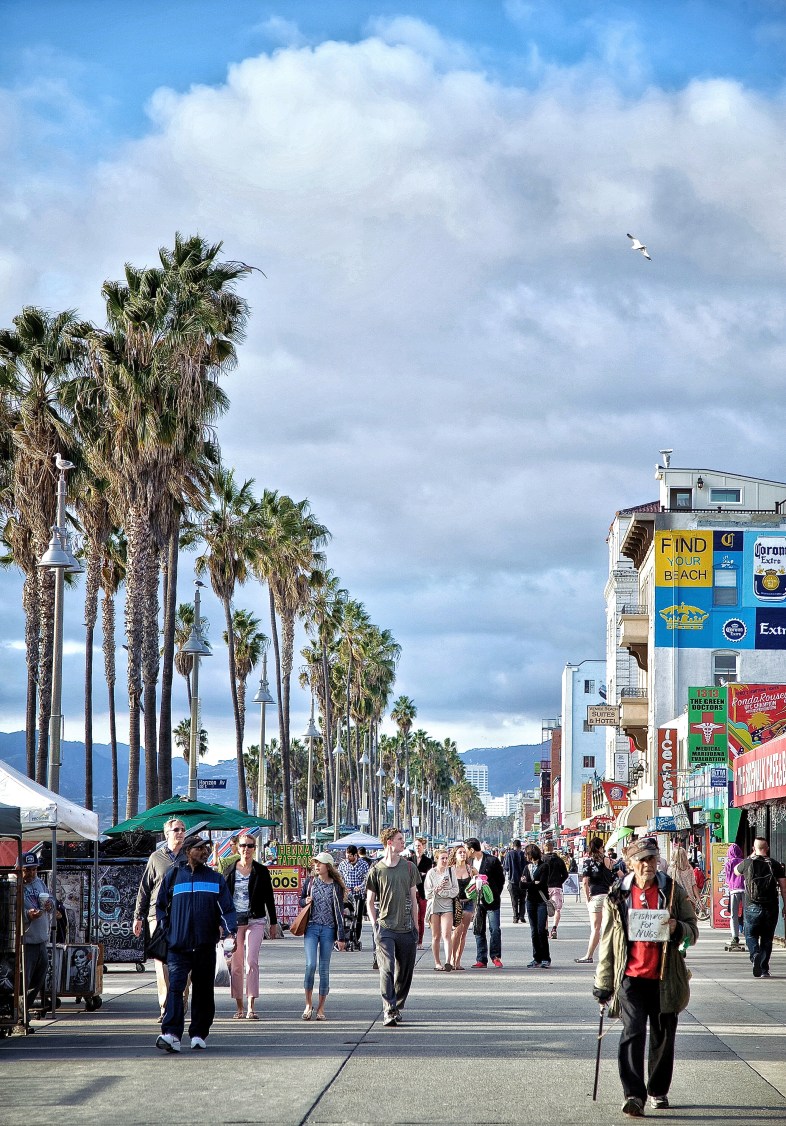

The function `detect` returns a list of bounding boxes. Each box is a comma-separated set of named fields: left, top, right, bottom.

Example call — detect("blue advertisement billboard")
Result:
left=654, top=529, right=786, bottom=650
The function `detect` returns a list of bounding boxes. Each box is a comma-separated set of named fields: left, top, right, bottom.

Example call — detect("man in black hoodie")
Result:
left=503, top=839, right=527, bottom=923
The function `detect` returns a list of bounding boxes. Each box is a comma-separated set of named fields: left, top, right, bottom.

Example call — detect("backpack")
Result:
left=745, top=858, right=776, bottom=905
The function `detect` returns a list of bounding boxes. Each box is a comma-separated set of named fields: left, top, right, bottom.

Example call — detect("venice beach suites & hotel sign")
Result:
left=733, top=734, right=786, bottom=805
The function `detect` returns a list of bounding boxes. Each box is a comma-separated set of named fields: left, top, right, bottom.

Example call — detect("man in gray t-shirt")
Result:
left=22, top=853, right=54, bottom=1017
left=366, top=828, right=420, bottom=1027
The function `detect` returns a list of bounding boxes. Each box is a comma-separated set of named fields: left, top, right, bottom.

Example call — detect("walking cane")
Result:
left=593, top=1004, right=606, bottom=1101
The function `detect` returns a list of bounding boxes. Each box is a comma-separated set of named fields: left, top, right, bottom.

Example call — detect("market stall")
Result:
left=0, top=761, right=101, bottom=1017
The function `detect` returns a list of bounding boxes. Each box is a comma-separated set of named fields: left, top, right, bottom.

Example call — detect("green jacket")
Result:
left=593, top=871, right=698, bottom=1017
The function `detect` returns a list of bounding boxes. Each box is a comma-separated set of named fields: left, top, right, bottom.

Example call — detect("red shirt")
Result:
left=625, top=882, right=662, bottom=980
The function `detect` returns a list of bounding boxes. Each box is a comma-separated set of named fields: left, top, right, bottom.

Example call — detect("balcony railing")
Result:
left=620, top=604, right=647, bottom=617
left=620, top=687, right=648, bottom=699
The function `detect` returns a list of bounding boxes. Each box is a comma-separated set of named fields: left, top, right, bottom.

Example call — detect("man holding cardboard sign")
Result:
left=593, top=836, right=698, bottom=1119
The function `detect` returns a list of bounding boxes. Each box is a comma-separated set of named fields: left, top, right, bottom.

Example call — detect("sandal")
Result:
left=316, top=1012, right=327, bottom=1021
left=302, top=1007, right=313, bottom=1021
left=246, top=1011, right=259, bottom=1020
left=434, top=964, right=443, bottom=971
left=233, top=1011, right=245, bottom=1019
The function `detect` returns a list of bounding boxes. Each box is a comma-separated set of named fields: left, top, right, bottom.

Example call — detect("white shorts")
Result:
left=587, top=893, right=607, bottom=914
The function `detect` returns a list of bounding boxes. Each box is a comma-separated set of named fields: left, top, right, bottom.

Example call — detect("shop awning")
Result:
left=615, top=799, right=654, bottom=829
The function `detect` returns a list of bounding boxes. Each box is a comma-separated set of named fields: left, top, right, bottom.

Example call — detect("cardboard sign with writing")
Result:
left=627, top=909, right=670, bottom=943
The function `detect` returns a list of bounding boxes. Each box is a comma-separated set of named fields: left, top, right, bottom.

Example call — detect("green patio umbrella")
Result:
left=104, top=795, right=279, bottom=835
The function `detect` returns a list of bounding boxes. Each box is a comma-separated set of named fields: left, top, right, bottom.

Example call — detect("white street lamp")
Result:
left=181, top=580, right=212, bottom=801
left=252, top=651, right=276, bottom=830
left=376, top=765, right=387, bottom=831
left=332, top=738, right=344, bottom=841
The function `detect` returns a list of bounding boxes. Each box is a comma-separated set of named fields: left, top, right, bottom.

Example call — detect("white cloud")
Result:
left=2, top=28, right=786, bottom=758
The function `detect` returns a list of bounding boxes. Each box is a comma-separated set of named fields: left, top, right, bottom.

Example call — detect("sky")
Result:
left=2, top=0, right=786, bottom=765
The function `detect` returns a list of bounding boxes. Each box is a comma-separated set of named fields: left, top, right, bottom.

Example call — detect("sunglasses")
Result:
left=238, top=843, right=255, bottom=849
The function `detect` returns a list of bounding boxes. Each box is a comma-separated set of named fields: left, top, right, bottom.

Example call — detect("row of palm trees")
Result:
left=0, top=231, right=481, bottom=838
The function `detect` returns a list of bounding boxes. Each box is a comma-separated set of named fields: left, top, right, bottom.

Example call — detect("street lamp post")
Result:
left=303, top=699, right=321, bottom=844
left=376, top=765, right=387, bottom=831
left=181, top=581, right=212, bottom=801
left=253, top=652, right=276, bottom=824
left=38, top=456, right=80, bottom=794
left=332, top=737, right=344, bottom=841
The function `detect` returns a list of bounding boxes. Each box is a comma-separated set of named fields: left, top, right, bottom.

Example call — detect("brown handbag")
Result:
left=289, top=903, right=311, bottom=937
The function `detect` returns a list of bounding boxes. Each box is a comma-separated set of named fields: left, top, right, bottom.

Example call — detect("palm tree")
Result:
left=184, top=466, right=258, bottom=812
left=223, top=607, right=266, bottom=769
left=173, top=718, right=208, bottom=763
left=253, top=491, right=329, bottom=840
left=173, top=601, right=211, bottom=708
left=391, top=696, right=417, bottom=831
left=0, top=306, right=81, bottom=784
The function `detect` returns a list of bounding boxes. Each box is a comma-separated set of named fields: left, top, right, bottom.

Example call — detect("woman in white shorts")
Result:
left=574, top=837, right=614, bottom=964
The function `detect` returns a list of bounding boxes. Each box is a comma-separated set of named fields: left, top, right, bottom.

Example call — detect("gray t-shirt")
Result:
left=367, top=859, right=419, bottom=931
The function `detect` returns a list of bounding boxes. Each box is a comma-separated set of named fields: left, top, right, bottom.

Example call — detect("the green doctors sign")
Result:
left=688, top=686, right=728, bottom=766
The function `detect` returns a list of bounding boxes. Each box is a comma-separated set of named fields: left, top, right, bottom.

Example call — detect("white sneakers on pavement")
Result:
left=190, top=1036, right=207, bottom=1050
left=155, top=1033, right=181, bottom=1053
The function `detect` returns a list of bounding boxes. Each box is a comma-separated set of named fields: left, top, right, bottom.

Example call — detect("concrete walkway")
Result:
left=3, top=899, right=785, bottom=1125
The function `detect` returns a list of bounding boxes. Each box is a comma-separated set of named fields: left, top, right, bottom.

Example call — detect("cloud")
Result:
left=2, top=26, right=786, bottom=758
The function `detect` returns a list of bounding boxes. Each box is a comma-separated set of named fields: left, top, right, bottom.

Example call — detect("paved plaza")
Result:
left=3, top=900, right=786, bottom=1125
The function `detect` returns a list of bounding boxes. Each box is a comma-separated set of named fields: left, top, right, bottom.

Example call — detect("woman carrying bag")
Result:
left=448, top=844, right=475, bottom=970
left=225, top=836, right=278, bottom=1019
left=423, top=849, right=459, bottom=970
left=299, top=852, right=347, bottom=1021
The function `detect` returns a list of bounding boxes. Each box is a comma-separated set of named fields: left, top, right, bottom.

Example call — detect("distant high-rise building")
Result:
left=464, top=764, right=489, bottom=791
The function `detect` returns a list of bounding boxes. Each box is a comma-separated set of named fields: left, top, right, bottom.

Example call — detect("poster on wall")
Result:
left=710, top=841, right=731, bottom=931
left=727, top=683, right=786, bottom=755
left=688, top=687, right=728, bottom=766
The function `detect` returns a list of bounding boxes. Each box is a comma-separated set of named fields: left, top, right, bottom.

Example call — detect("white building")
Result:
left=482, top=792, right=518, bottom=817
left=464, top=764, right=489, bottom=792
left=560, top=660, right=607, bottom=829
left=613, top=457, right=786, bottom=820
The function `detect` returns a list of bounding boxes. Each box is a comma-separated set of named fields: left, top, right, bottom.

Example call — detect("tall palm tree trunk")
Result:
left=142, top=545, right=160, bottom=808
left=320, top=644, right=333, bottom=814
left=268, top=591, right=291, bottom=837
left=83, top=547, right=101, bottom=811
left=23, top=572, right=40, bottom=778
left=223, top=596, right=248, bottom=813
left=157, top=529, right=178, bottom=801
left=35, top=570, right=55, bottom=786
left=102, top=594, right=119, bottom=825
left=124, top=506, right=145, bottom=817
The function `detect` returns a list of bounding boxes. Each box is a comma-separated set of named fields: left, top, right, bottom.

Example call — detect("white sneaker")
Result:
left=190, top=1036, right=207, bottom=1050
left=155, top=1033, right=181, bottom=1053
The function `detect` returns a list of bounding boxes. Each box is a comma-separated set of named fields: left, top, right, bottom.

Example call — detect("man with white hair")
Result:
left=133, top=817, right=188, bottom=1019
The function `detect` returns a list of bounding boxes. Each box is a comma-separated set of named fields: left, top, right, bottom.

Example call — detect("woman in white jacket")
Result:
left=424, top=849, right=459, bottom=970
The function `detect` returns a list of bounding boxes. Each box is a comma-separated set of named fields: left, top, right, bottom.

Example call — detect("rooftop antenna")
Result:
left=659, top=449, right=673, bottom=468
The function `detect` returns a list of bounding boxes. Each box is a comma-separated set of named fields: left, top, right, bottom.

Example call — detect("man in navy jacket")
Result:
left=155, top=835, right=237, bottom=1052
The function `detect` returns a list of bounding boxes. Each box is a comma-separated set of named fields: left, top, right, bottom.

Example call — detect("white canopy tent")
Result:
left=0, top=760, right=100, bottom=1020
left=326, top=831, right=383, bottom=852
left=0, top=759, right=99, bottom=842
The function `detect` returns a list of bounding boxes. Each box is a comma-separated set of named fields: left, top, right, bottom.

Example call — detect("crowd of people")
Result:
left=122, top=816, right=786, bottom=1119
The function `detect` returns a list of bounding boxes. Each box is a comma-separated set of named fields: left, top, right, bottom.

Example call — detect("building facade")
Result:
left=559, top=659, right=607, bottom=829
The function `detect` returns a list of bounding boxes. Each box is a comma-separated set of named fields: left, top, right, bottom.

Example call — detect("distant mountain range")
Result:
left=460, top=743, right=549, bottom=794
left=0, top=731, right=549, bottom=828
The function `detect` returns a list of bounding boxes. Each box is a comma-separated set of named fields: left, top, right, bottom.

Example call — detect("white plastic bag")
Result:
left=214, top=941, right=231, bottom=987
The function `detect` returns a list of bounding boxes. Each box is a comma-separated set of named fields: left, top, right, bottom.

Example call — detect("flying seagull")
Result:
left=627, top=233, right=651, bottom=260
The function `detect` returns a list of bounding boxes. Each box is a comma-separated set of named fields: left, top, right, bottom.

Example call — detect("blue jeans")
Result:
left=744, top=903, right=778, bottom=973
left=474, top=907, right=501, bottom=963
left=304, top=922, right=335, bottom=996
